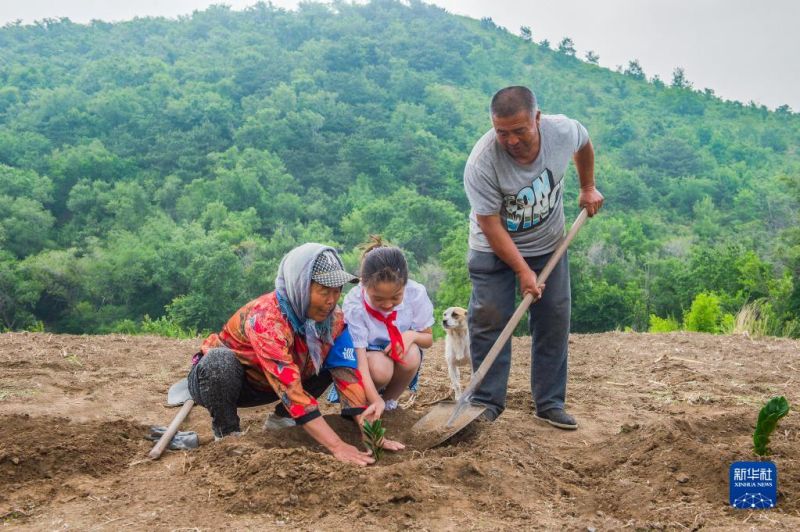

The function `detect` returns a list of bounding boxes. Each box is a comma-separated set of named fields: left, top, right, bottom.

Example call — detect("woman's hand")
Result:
left=330, top=441, right=375, bottom=466
left=303, top=416, right=374, bottom=466
left=361, top=398, right=385, bottom=422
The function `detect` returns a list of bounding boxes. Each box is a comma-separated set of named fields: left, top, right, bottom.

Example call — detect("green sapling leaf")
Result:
left=362, top=419, right=386, bottom=461
left=753, top=396, right=790, bottom=456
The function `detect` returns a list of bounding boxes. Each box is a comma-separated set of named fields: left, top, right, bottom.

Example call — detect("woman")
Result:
left=187, top=243, right=403, bottom=466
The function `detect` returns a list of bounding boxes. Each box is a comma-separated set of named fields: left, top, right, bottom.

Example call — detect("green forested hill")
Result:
left=1, top=0, right=799, bottom=336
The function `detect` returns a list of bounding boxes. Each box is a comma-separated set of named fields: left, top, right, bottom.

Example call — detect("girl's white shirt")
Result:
left=342, top=280, right=435, bottom=349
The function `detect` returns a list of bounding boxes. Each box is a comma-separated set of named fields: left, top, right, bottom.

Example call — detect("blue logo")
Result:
left=323, top=329, right=358, bottom=370
left=341, top=347, right=355, bottom=361
left=729, top=461, right=777, bottom=509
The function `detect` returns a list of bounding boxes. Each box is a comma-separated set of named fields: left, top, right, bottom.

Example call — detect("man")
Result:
left=463, top=86, right=603, bottom=429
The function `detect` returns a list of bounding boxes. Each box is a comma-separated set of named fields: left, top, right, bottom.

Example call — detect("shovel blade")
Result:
left=411, top=400, right=487, bottom=448
left=167, top=377, right=192, bottom=406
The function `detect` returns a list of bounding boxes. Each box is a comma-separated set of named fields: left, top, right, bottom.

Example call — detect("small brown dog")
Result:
left=442, top=306, right=470, bottom=398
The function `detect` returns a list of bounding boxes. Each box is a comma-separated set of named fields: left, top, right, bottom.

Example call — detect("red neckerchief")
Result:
left=362, top=296, right=405, bottom=363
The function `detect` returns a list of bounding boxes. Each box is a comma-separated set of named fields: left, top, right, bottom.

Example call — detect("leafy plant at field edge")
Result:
left=753, top=396, right=790, bottom=456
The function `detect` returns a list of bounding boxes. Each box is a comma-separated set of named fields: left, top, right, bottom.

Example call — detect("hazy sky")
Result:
left=2, top=1, right=798, bottom=110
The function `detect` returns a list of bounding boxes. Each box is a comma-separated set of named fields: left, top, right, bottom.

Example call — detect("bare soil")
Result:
left=1, top=331, right=798, bottom=530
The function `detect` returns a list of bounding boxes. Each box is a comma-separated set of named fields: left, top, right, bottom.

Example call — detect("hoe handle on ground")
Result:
left=148, top=399, right=195, bottom=460
left=454, top=208, right=589, bottom=416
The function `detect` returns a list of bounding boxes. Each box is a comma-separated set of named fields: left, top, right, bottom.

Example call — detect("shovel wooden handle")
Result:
left=461, top=208, right=589, bottom=400
left=148, top=399, right=194, bottom=460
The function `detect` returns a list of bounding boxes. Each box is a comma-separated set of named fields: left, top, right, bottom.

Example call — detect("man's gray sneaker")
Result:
left=263, top=413, right=296, bottom=431
left=535, top=409, right=578, bottom=430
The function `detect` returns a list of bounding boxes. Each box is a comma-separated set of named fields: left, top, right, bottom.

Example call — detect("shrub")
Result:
left=140, top=314, right=199, bottom=339
left=110, top=319, right=139, bottom=335
left=25, top=320, right=45, bottom=332
left=684, top=292, right=723, bottom=332
left=649, top=314, right=680, bottom=333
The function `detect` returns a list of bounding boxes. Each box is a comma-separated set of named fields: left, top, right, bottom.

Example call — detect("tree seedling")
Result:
left=753, top=396, right=790, bottom=457
left=362, top=419, right=386, bottom=461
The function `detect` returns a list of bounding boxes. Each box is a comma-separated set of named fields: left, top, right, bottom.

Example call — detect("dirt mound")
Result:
left=573, top=412, right=791, bottom=528
left=0, top=414, right=149, bottom=520
left=1, top=331, right=798, bottom=529
left=193, top=414, right=541, bottom=527
left=0, top=415, right=146, bottom=485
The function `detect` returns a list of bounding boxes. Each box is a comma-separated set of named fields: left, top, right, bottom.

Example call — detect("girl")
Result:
left=343, top=237, right=434, bottom=418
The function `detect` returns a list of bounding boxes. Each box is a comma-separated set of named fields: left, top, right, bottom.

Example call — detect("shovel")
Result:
left=412, top=208, right=589, bottom=446
left=148, top=377, right=195, bottom=459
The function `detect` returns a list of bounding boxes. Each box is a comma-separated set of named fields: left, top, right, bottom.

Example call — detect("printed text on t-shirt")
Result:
left=502, top=168, right=561, bottom=232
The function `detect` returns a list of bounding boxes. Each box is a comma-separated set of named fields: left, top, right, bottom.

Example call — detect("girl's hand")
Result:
left=361, top=398, right=385, bottom=422
left=400, top=330, right=418, bottom=352
left=383, top=331, right=418, bottom=358
left=382, top=343, right=396, bottom=357
left=380, top=437, right=405, bottom=452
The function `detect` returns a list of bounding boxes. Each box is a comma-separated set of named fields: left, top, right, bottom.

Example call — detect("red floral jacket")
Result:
left=201, top=292, right=366, bottom=423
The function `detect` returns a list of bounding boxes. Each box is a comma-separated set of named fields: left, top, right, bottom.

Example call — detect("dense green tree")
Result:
left=341, top=187, right=463, bottom=264
left=0, top=251, right=42, bottom=329
left=0, top=0, right=796, bottom=338
left=0, top=197, right=55, bottom=257
left=624, top=59, right=645, bottom=80
left=0, top=164, right=53, bottom=202
left=435, top=225, right=471, bottom=312
left=571, top=279, right=636, bottom=332
left=557, top=37, right=576, bottom=56
left=671, top=67, right=692, bottom=89
left=166, top=247, right=249, bottom=330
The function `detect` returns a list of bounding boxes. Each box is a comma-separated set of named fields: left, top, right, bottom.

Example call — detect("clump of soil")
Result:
left=0, top=414, right=146, bottom=486
left=0, top=331, right=798, bottom=529
left=0, top=413, right=149, bottom=517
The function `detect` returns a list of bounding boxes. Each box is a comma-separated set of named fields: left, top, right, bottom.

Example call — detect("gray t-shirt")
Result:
left=464, top=114, right=589, bottom=256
